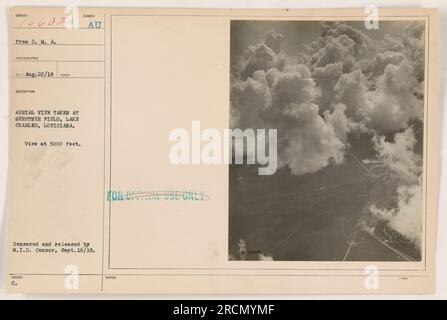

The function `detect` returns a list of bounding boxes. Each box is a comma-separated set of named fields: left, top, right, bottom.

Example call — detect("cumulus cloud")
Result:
left=370, top=183, right=422, bottom=250
left=265, top=30, right=285, bottom=54
left=320, top=21, right=372, bottom=55
left=234, top=42, right=286, bottom=80
left=324, top=103, right=351, bottom=143
left=268, top=64, right=321, bottom=105
left=332, top=60, right=422, bottom=133
left=361, top=60, right=423, bottom=132
left=312, top=62, right=344, bottom=110
left=366, top=50, right=406, bottom=78
left=305, top=21, right=424, bottom=133
left=231, top=48, right=347, bottom=176
left=397, top=22, right=425, bottom=81
left=333, top=69, right=370, bottom=120
left=372, top=127, right=422, bottom=184
left=230, top=74, right=272, bottom=129
left=370, top=127, right=422, bottom=249
left=281, top=101, right=345, bottom=175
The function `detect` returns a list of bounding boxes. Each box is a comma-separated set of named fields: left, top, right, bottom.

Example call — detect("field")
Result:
left=229, top=133, right=421, bottom=261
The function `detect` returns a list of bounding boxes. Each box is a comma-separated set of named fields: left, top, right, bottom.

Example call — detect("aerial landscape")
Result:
left=229, top=20, right=424, bottom=261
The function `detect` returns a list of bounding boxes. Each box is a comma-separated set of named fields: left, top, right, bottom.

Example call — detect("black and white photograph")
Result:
left=1, top=3, right=442, bottom=297
left=229, top=20, right=425, bottom=262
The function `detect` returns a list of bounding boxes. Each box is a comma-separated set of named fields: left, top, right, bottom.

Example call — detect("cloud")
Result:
left=370, top=127, right=422, bottom=249
left=363, top=60, right=423, bottom=132
left=311, top=35, right=356, bottom=73
left=370, top=183, right=422, bottom=250
left=265, top=30, right=285, bottom=54
left=231, top=43, right=348, bottom=176
left=366, top=50, right=406, bottom=78
left=268, top=64, right=346, bottom=175
left=312, top=62, right=344, bottom=110
left=282, top=101, right=345, bottom=175
left=398, top=22, right=425, bottom=81
left=303, top=21, right=424, bottom=134
left=324, top=103, right=351, bottom=143
left=233, top=38, right=286, bottom=80
left=333, top=69, right=370, bottom=120
left=320, top=21, right=372, bottom=54
left=333, top=60, right=423, bottom=133
left=230, top=74, right=272, bottom=129
left=268, top=64, right=321, bottom=106
left=372, top=127, right=422, bottom=184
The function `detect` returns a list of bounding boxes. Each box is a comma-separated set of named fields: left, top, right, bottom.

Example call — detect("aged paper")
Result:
left=6, top=7, right=439, bottom=294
